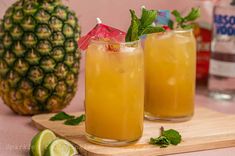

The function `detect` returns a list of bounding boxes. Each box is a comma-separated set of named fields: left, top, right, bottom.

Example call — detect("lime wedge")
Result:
left=44, top=139, right=78, bottom=156
left=30, top=129, right=56, bottom=156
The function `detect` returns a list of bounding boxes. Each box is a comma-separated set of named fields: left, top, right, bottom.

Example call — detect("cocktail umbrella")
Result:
left=78, top=18, right=126, bottom=51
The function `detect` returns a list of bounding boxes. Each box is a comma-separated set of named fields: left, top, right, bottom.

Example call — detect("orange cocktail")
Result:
left=85, top=40, right=144, bottom=145
left=144, top=30, right=196, bottom=121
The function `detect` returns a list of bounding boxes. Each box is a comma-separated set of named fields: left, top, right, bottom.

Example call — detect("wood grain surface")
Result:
left=32, top=106, right=235, bottom=156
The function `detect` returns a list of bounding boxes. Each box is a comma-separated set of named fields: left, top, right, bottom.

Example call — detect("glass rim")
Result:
left=89, top=38, right=141, bottom=46
left=88, top=38, right=142, bottom=53
left=172, top=28, right=193, bottom=33
left=144, top=28, right=193, bottom=37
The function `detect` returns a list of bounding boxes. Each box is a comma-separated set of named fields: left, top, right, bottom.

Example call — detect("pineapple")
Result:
left=0, top=0, right=81, bottom=115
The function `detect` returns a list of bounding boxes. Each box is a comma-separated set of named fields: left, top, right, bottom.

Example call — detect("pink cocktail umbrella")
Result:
left=78, top=18, right=126, bottom=51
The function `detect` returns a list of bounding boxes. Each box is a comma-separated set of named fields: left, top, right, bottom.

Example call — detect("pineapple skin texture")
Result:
left=0, top=0, right=81, bottom=115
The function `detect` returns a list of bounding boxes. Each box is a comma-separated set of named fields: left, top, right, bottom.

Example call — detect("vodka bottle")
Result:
left=208, top=0, right=235, bottom=100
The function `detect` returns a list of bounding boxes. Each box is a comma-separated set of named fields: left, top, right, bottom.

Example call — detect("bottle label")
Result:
left=214, top=14, right=235, bottom=36
left=210, top=59, right=235, bottom=77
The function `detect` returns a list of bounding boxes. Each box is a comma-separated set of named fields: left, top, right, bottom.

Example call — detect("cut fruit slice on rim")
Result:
left=30, top=129, right=56, bottom=156
left=44, top=138, right=78, bottom=156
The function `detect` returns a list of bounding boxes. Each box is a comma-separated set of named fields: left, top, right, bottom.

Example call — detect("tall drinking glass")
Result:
left=144, top=30, right=196, bottom=121
left=85, top=40, right=144, bottom=146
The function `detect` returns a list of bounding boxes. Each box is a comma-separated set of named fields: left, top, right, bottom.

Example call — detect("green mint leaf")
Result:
left=171, top=10, right=184, bottom=23
left=168, top=19, right=174, bottom=30
left=125, top=25, right=133, bottom=42
left=149, top=127, right=182, bottom=148
left=162, top=129, right=182, bottom=145
left=181, top=24, right=193, bottom=30
left=184, top=8, right=200, bottom=22
left=171, top=8, right=200, bottom=30
left=50, top=112, right=75, bottom=121
left=150, top=136, right=171, bottom=148
left=140, top=8, right=157, bottom=30
left=140, top=25, right=165, bottom=36
left=125, top=10, right=140, bottom=42
left=64, top=114, right=85, bottom=126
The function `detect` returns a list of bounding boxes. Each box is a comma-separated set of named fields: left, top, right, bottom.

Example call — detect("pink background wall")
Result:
left=0, top=0, right=214, bottom=35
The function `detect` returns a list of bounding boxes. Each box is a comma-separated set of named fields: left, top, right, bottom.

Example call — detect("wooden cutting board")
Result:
left=32, top=105, right=235, bottom=156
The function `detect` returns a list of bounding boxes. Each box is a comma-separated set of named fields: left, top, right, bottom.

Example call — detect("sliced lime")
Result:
left=44, top=138, right=78, bottom=156
left=30, top=129, right=56, bottom=156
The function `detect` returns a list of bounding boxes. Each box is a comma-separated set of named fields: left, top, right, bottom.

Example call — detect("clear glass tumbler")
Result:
left=144, top=30, right=196, bottom=121
left=85, top=40, right=144, bottom=146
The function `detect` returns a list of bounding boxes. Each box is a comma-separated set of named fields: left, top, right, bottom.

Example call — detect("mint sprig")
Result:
left=126, top=7, right=200, bottom=42
left=150, top=136, right=171, bottom=148
left=125, top=10, right=140, bottom=42
left=139, top=8, right=157, bottom=31
left=150, top=127, right=182, bottom=148
left=64, top=114, right=85, bottom=126
left=126, top=8, right=165, bottom=42
left=50, top=112, right=75, bottom=121
left=50, top=112, right=85, bottom=126
left=171, top=8, right=200, bottom=29
left=140, top=25, right=165, bottom=36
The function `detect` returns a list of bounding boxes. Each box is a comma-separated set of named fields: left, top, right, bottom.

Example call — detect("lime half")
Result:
left=44, top=138, right=78, bottom=156
left=30, top=129, right=56, bottom=156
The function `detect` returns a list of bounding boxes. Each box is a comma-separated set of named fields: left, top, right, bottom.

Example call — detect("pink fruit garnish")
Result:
left=106, top=43, right=120, bottom=52
left=162, top=25, right=171, bottom=31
